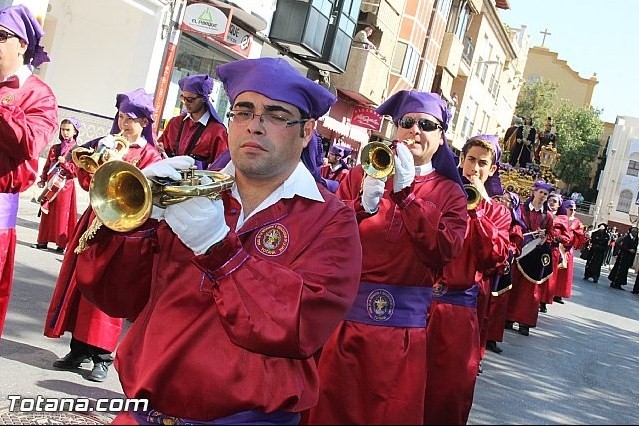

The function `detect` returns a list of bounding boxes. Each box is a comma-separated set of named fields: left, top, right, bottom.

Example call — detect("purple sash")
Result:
left=130, top=408, right=300, bottom=425
left=344, top=282, right=433, bottom=328
left=432, top=283, right=479, bottom=308
left=0, top=193, right=19, bottom=229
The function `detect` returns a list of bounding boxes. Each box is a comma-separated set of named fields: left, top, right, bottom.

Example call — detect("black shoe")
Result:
left=31, top=243, right=47, bottom=250
left=518, top=325, right=530, bottom=336
left=553, top=296, right=565, bottom=304
left=505, top=321, right=515, bottom=330
left=87, top=361, right=111, bottom=382
left=53, top=352, right=90, bottom=369
left=583, top=276, right=590, bottom=281
left=477, top=361, right=483, bottom=375
left=539, top=303, right=547, bottom=313
left=54, top=246, right=65, bottom=253
left=486, top=340, right=503, bottom=354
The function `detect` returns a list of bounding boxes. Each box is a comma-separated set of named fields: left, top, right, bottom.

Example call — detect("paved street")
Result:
left=1, top=181, right=639, bottom=424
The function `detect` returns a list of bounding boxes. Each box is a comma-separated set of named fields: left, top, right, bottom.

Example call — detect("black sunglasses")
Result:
left=0, top=30, right=17, bottom=43
left=398, top=117, right=442, bottom=132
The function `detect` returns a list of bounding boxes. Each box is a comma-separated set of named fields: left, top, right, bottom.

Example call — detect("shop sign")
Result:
left=225, top=23, right=252, bottom=52
left=182, top=1, right=232, bottom=38
left=351, top=107, right=383, bottom=132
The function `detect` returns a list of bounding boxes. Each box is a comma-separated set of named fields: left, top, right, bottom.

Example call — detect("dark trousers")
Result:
left=70, top=336, right=114, bottom=363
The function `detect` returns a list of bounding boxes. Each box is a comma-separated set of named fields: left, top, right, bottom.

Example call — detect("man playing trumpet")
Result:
left=423, top=134, right=511, bottom=425
left=309, top=90, right=467, bottom=424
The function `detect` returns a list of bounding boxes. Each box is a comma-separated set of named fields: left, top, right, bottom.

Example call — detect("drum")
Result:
left=516, top=241, right=553, bottom=284
left=37, top=168, right=68, bottom=205
left=517, top=236, right=543, bottom=260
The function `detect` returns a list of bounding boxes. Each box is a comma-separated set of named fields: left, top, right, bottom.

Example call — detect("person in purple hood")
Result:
left=72, top=57, right=362, bottom=424
left=157, top=74, right=228, bottom=170
left=44, top=89, right=162, bottom=383
left=33, top=118, right=82, bottom=252
left=309, top=90, right=468, bottom=424
left=0, top=4, right=58, bottom=337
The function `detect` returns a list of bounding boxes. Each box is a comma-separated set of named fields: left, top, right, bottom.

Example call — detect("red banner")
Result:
left=351, top=107, right=383, bottom=132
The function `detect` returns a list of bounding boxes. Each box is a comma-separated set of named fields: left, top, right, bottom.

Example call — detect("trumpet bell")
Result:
left=90, top=161, right=152, bottom=232
left=464, top=184, right=482, bottom=210
left=361, top=142, right=394, bottom=179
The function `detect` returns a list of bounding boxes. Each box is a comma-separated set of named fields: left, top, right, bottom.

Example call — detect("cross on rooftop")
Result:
left=540, top=28, right=552, bottom=46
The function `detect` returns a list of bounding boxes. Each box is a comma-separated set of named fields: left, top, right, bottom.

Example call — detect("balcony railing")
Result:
left=331, top=46, right=390, bottom=106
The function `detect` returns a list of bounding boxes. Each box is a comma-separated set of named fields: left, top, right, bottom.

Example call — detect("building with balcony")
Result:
left=435, top=0, right=521, bottom=150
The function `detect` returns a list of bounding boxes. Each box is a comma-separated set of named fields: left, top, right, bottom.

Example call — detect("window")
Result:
left=391, top=42, right=420, bottom=84
left=627, top=160, right=639, bottom=177
left=618, top=190, right=633, bottom=213
left=436, top=0, right=453, bottom=16
left=391, top=42, right=408, bottom=74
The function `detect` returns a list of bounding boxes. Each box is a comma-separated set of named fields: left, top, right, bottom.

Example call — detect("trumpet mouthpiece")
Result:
left=404, top=139, right=416, bottom=146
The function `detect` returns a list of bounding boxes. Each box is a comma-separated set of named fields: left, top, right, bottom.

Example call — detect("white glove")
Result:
left=164, top=197, right=229, bottom=255
left=97, top=134, right=117, bottom=150
left=141, top=156, right=195, bottom=180
left=361, top=175, right=386, bottom=214
left=393, top=142, right=415, bottom=193
left=142, top=156, right=196, bottom=220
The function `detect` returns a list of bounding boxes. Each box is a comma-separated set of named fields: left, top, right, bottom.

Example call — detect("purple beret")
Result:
left=376, top=90, right=451, bottom=131
left=66, top=117, right=82, bottom=131
left=216, top=58, right=336, bottom=119
left=470, top=134, right=501, bottom=164
left=329, top=145, right=347, bottom=157
left=532, top=180, right=554, bottom=192
left=178, top=74, right=223, bottom=124
left=110, top=88, right=156, bottom=145
left=0, top=5, right=49, bottom=67
left=468, top=134, right=503, bottom=196
left=507, top=191, right=527, bottom=230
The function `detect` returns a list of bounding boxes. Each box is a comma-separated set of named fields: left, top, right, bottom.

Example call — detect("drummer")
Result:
left=505, top=180, right=568, bottom=336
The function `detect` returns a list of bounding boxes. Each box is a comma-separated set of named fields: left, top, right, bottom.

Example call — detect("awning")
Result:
left=319, top=116, right=370, bottom=145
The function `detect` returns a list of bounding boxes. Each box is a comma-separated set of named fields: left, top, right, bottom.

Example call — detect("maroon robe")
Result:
left=36, top=141, right=78, bottom=249
left=309, top=166, right=467, bottom=425
left=555, top=217, right=586, bottom=298
left=44, top=142, right=161, bottom=351
left=319, top=163, right=349, bottom=183
left=424, top=199, right=511, bottom=425
left=74, top=179, right=362, bottom=421
left=158, top=113, right=228, bottom=168
left=0, top=74, right=58, bottom=336
left=486, top=224, right=523, bottom=343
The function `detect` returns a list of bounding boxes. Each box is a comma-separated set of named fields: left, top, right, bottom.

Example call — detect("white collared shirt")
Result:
left=528, top=201, right=545, bottom=213
left=129, top=135, right=148, bottom=148
left=415, top=162, right=435, bottom=176
left=185, top=110, right=211, bottom=126
left=2, top=64, right=32, bottom=88
left=221, top=161, right=324, bottom=230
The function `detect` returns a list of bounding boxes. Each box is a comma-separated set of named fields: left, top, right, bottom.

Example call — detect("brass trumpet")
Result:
left=360, top=139, right=415, bottom=179
left=72, top=134, right=130, bottom=174
left=75, top=160, right=234, bottom=253
left=464, top=184, right=482, bottom=210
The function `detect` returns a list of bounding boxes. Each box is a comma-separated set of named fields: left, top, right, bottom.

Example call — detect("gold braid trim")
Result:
left=74, top=216, right=104, bottom=254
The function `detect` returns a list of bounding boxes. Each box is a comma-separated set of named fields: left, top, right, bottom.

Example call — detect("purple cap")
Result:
left=216, top=57, right=336, bottom=119
left=532, top=180, right=554, bottom=193
left=376, top=90, right=451, bottom=130
left=329, top=145, right=348, bottom=157
left=378, top=90, right=461, bottom=187
left=178, top=74, right=223, bottom=124
left=507, top=191, right=527, bottom=230
left=110, top=88, right=156, bottom=145
left=66, top=117, right=82, bottom=131
left=0, top=5, right=49, bottom=67
left=557, top=199, right=576, bottom=215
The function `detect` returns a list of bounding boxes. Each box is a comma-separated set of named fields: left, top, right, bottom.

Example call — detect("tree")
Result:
left=553, top=102, right=603, bottom=192
left=514, top=79, right=558, bottom=127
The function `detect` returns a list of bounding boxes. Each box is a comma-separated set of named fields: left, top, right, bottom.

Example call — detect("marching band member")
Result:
left=75, top=57, right=362, bottom=424
left=44, top=89, right=162, bottom=383
left=320, top=143, right=351, bottom=183
left=309, top=90, right=468, bottom=424
left=423, top=134, right=510, bottom=425
left=539, top=192, right=563, bottom=313
left=506, top=180, right=570, bottom=336
left=0, top=4, right=58, bottom=337
left=485, top=191, right=525, bottom=355
left=33, top=118, right=82, bottom=253
left=553, top=199, right=586, bottom=303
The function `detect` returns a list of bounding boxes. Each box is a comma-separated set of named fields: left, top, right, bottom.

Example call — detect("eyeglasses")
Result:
left=180, top=95, right=202, bottom=103
left=0, top=30, right=18, bottom=43
left=226, top=111, right=308, bottom=128
left=398, top=117, right=442, bottom=132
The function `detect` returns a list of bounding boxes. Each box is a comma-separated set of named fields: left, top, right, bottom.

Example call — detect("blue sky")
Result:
left=498, top=0, right=636, bottom=123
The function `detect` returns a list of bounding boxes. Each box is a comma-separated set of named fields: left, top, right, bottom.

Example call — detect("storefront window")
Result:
left=160, top=33, right=236, bottom=130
